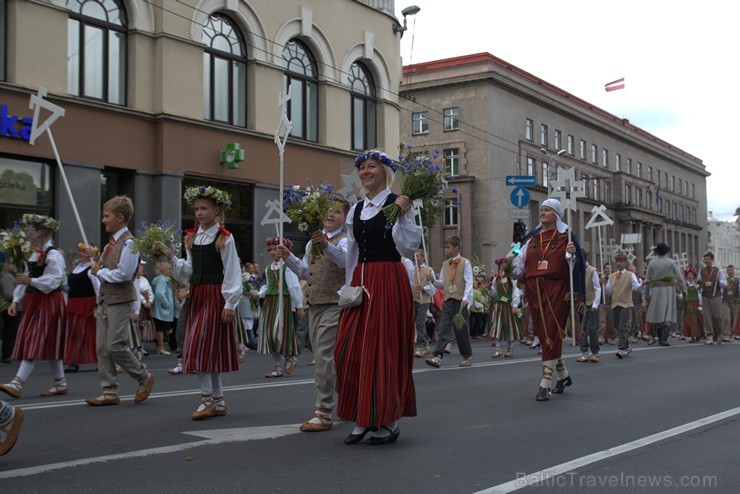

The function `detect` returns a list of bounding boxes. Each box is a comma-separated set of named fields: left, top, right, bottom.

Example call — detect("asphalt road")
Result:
left=1, top=337, right=738, bottom=493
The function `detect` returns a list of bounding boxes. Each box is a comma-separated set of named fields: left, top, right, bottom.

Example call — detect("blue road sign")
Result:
left=510, top=187, right=531, bottom=208
left=506, top=175, right=536, bottom=186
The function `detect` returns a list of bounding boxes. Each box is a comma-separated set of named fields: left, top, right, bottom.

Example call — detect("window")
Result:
left=281, top=39, right=318, bottom=141
left=647, top=166, right=652, bottom=182
left=348, top=62, right=376, bottom=150
left=625, top=184, right=632, bottom=205
left=202, top=14, right=247, bottom=126
left=67, top=0, right=127, bottom=104
left=591, top=144, right=598, bottom=164
left=663, top=171, right=668, bottom=188
left=604, top=182, right=611, bottom=203
left=443, top=149, right=459, bottom=177
left=625, top=157, right=631, bottom=174
left=579, top=140, right=586, bottom=160
left=0, top=0, right=5, bottom=81
left=554, top=130, right=562, bottom=150
left=444, top=198, right=458, bottom=226
left=615, top=154, right=622, bottom=172
left=525, top=118, right=533, bottom=140
left=636, top=161, right=641, bottom=178
left=443, top=107, right=459, bottom=131
left=592, top=180, right=599, bottom=202
left=527, top=157, right=536, bottom=178
left=691, top=183, right=695, bottom=198
left=542, top=162, right=549, bottom=187
left=602, top=149, right=609, bottom=168
left=677, top=178, right=682, bottom=195
left=567, top=135, right=574, bottom=155
left=0, top=156, right=54, bottom=228
left=540, top=124, right=548, bottom=146
left=412, top=112, right=429, bottom=134
left=637, top=187, right=643, bottom=207
left=670, top=175, right=675, bottom=191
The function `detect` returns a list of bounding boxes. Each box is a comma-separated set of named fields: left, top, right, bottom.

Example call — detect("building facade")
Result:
left=0, top=0, right=402, bottom=267
left=400, top=53, right=709, bottom=274
left=707, top=210, right=740, bottom=269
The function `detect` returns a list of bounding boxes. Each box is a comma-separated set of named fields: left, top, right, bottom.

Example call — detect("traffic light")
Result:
left=513, top=221, right=526, bottom=244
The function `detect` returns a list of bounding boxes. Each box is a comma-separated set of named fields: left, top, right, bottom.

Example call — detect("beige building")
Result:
left=0, top=0, right=403, bottom=265
left=707, top=210, right=740, bottom=269
left=400, top=53, right=709, bottom=274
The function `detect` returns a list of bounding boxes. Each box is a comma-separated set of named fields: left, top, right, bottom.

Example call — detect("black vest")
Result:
left=189, top=232, right=225, bottom=285
left=354, top=193, right=402, bottom=263
left=68, top=266, right=96, bottom=299
left=27, top=246, right=61, bottom=293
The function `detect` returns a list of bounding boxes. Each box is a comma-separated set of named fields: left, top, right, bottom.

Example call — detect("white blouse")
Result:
left=13, top=240, right=66, bottom=303
left=257, top=260, right=303, bottom=310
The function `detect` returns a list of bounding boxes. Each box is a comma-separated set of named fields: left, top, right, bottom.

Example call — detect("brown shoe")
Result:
left=134, top=374, right=155, bottom=403
left=192, top=402, right=217, bottom=421
left=459, top=358, right=473, bottom=367
left=590, top=355, right=601, bottom=363
left=86, top=393, right=121, bottom=406
left=576, top=355, right=589, bottom=362
left=40, top=380, right=69, bottom=397
left=214, top=404, right=228, bottom=417
left=299, top=412, right=333, bottom=432
left=0, top=383, right=21, bottom=399
left=0, top=407, right=24, bottom=456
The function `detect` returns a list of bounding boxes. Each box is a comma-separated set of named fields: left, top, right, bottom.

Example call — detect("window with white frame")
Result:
left=647, top=166, right=652, bottom=182
left=580, top=140, right=586, bottom=160
left=443, top=107, right=459, bottom=131
left=625, top=184, right=632, bottom=205
left=525, top=118, right=533, bottom=140
left=616, top=154, right=622, bottom=172
left=691, top=183, right=695, bottom=198
left=444, top=198, right=458, bottom=226
left=554, top=130, right=562, bottom=150
left=636, top=161, right=641, bottom=178
left=542, top=161, right=549, bottom=187
left=592, top=180, right=599, bottom=201
left=281, top=39, right=318, bottom=141
left=602, top=149, right=609, bottom=168
left=527, top=157, right=536, bottom=178
left=604, top=181, right=611, bottom=203
left=443, top=148, right=459, bottom=176
left=567, top=135, right=574, bottom=155
left=412, top=112, right=429, bottom=135
left=591, top=144, right=598, bottom=164
left=348, top=62, right=376, bottom=150
left=540, top=124, right=548, bottom=146
left=202, top=14, right=247, bottom=126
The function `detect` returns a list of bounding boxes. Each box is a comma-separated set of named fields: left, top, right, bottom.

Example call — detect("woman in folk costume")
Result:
left=682, top=267, right=703, bottom=343
left=163, top=186, right=242, bottom=420
left=63, top=244, right=101, bottom=372
left=489, top=257, right=523, bottom=358
left=258, top=237, right=304, bottom=378
left=0, top=214, right=68, bottom=398
left=512, top=199, right=585, bottom=402
left=336, top=150, right=422, bottom=446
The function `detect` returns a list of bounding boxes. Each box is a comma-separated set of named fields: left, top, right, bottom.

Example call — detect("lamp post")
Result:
left=540, top=148, right=566, bottom=190
left=394, top=5, right=421, bottom=36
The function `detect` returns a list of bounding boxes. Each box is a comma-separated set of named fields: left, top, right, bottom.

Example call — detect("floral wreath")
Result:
left=184, top=186, right=233, bottom=210
left=684, top=267, right=697, bottom=277
left=21, top=213, right=60, bottom=232
left=354, top=150, right=398, bottom=173
left=495, top=256, right=514, bottom=276
left=265, top=237, right=292, bottom=249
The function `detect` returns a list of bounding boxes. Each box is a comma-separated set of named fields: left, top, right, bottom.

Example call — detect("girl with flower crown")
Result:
left=63, top=243, right=100, bottom=372
left=489, top=257, right=523, bottom=358
left=160, top=186, right=242, bottom=420
left=0, top=214, right=68, bottom=399
left=682, top=267, right=703, bottom=343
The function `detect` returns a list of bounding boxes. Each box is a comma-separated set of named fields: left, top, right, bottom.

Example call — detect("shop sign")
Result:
left=1, top=104, right=32, bottom=141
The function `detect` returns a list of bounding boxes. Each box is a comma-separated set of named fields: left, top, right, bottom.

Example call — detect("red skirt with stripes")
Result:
left=335, top=261, right=416, bottom=428
left=182, top=284, right=238, bottom=373
left=64, top=297, right=98, bottom=365
left=12, top=290, right=67, bottom=361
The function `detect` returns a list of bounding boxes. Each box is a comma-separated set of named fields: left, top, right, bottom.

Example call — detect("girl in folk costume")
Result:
left=258, top=237, right=305, bottom=378
left=512, top=199, right=585, bottom=402
left=336, top=150, right=422, bottom=446
left=682, top=268, right=703, bottom=343
left=489, top=257, right=523, bottom=358
left=163, top=186, right=242, bottom=420
left=0, top=215, right=68, bottom=399
left=64, top=244, right=101, bottom=372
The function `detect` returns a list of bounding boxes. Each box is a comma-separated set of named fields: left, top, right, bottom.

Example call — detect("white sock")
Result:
left=540, top=359, right=556, bottom=389
left=372, top=421, right=398, bottom=438
left=351, top=425, right=367, bottom=435
left=307, top=410, right=332, bottom=425
left=211, top=373, right=223, bottom=398
left=271, top=353, right=284, bottom=367
left=198, top=372, right=212, bottom=395
left=49, top=360, right=65, bottom=381
left=16, top=360, right=36, bottom=383
left=556, top=358, right=568, bottom=380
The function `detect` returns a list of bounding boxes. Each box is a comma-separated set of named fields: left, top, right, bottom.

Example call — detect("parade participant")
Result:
left=151, top=262, right=176, bottom=356
left=167, top=284, right=189, bottom=375
left=0, top=400, right=23, bottom=456
left=628, top=265, right=643, bottom=342
left=163, top=186, right=241, bottom=419
left=695, top=252, right=727, bottom=345
left=64, top=244, right=100, bottom=372
left=133, top=262, right=153, bottom=357
left=682, top=268, right=703, bottom=343
left=238, top=264, right=258, bottom=352
left=336, top=149, right=421, bottom=446
left=411, top=249, right=435, bottom=358
left=597, top=263, right=614, bottom=345
left=722, top=265, right=737, bottom=341
left=605, top=253, right=643, bottom=355
left=86, top=196, right=154, bottom=406
left=489, top=257, right=522, bottom=358
left=469, top=276, right=488, bottom=340
left=276, top=196, right=348, bottom=432
left=576, top=249, right=602, bottom=363
left=0, top=214, right=67, bottom=399
left=512, top=199, right=585, bottom=401
left=0, top=261, right=20, bottom=364
left=259, top=237, right=304, bottom=378
left=642, top=243, right=685, bottom=349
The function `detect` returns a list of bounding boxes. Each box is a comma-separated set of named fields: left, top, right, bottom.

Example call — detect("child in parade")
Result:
left=576, top=249, right=602, bottom=362
left=258, top=237, right=304, bottom=378
left=0, top=214, right=67, bottom=399
left=411, top=249, right=436, bottom=357
left=605, top=253, right=643, bottom=355
left=151, top=262, right=176, bottom=356
left=64, top=244, right=100, bottom=372
left=469, top=276, right=488, bottom=340
left=489, top=257, right=522, bottom=358
left=682, top=268, right=703, bottom=343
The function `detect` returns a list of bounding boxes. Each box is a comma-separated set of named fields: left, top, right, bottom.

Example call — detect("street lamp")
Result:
left=394, top=5, right=421, bottom=36
left=540, top=148, right=566, bottom=189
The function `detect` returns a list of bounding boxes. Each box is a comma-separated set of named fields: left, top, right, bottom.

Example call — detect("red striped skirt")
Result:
left=64, top=296, right=98, bottom=365
left=12, top=290, right=67, bottom=361
left=335, top=261, right=416, bottom=428
left=182, top=284, right=238, bottom=373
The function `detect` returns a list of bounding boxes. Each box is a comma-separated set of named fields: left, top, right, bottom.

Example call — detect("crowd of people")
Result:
left=0, top=149, right=738, bottom=456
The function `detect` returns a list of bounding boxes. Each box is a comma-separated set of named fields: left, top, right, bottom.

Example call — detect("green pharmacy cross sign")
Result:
left=219, top=143, right=245, bottom=169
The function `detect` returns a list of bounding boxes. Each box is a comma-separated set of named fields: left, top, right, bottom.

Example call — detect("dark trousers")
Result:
left=432, top=299, right=472, bottom=359
left=1, top=310, right=20, bottom=361
left=612, top=306, right=631, bottom=351
left=469, top=312, right=485, bottom=337
left=579, top=307, right=599, bottom=355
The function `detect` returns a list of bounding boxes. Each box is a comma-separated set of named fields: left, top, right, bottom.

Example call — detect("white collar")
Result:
left=363, top=188, right=391, bottom=208
left=113, top=227, right=129, bottom=241
left=325, top=228, right=343, bottom=239
left=198, top=223, right=220, bottom=235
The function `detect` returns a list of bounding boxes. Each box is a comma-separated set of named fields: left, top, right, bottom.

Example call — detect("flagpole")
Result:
left=566, top=201, right=577, bottom=345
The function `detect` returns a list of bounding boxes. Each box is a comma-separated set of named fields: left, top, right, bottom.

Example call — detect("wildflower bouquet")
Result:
left=242, top=272, right=260, bottom=311
left=283, top=182, right=336, bottom=256
left=131, top=220, right=181, bottom=262
left=452, top=304, right=468, bottom=330
left=0, top=223, right=33, bottom=272
left=382, top=147, right=450, bottom=226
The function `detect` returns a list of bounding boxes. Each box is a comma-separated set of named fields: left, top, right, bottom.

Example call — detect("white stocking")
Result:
left=540, top=359, right=556, bottom=389
left=198, top=372, right=212, bottom=395
left=16, top=360, right=36, bottom=383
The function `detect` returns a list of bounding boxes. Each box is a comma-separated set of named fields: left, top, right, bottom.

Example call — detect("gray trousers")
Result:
left=579, top=307, right=599, bottom=355
left=308, top=304, right=341, bottom=411
left=414, top=302, right=430, bottom=348
left=724, top=302, right=737, bottom=337
left=612, top=306, right=631, bottom=351
left=96, top=302, right=148, bottom=390
left=432, top=299, right=472, bottom=359
left=702, top=296, right=724, bottom=339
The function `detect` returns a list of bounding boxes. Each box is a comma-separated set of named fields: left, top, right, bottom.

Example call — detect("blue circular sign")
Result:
left=510, top=187, right=530, bottom=208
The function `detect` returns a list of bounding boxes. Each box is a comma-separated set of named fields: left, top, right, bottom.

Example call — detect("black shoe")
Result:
left=344, top=428, right=372, bottom=445
left=551, top=375, right=572, bottom=394
left=366, top=426, right=400, bottom=446
left=65, top=365, right=79, bottom=373
left=659, top=342, right=670, bottom=346
left=536, top=387, right=550, bottom=401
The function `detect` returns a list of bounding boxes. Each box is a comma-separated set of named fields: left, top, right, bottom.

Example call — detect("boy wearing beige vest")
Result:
left=410, top=249, right=436, bottom=357
left=87, top=196, right=154, bottom=406
left=605, top=253, right=642, bottom=358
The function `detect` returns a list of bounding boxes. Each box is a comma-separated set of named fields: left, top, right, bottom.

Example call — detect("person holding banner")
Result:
left=512, top=199, right=585, bottom=402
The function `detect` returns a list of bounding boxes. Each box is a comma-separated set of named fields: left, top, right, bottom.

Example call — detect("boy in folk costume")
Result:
left=259, top=237, right=304, bottom=378
left=576, top=249, right=602, bottom=363
left=628, top=265, right=643, bottom=342
left=682, top=268, right=703, bottom=343
left=0, top=215, right=68, bottom=399
left=605, top=253, right=643, bottom=356
left=425, top=235, right=474, bottom=368
left=64, top=245, right=101, bottom=372
left=489, top=257, right=522, bottom=358
left=696, top=252, right=727, bottom=345
left=86, top=197, right=154, bottom=406
left=276, top=197, right=349, bottom=432
left=410, top=249, right=436, bottom=358
left=722, top=265, right=738, bottom=341
left=597, top=263, right=614, bottom=345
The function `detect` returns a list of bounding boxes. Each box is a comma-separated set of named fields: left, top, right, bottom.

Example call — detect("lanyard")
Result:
left=538, top=230, right=557, bottom=260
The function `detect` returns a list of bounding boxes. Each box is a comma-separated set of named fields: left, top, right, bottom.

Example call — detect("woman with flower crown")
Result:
left=336, top=150, right=422, bottom=446
left=0, top=214, right=68, bottom=399
left=160, top=186, right=242, bottom=420
left=63, top=243, right=101, bottom=372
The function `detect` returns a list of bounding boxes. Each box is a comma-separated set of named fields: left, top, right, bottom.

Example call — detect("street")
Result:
left=1, top=337, right=738, bottom=493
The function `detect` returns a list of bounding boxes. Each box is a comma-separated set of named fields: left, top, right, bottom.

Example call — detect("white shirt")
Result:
left=96, top=227, right=139, bottom=284
left=433, top=254, right=474, bottom=306
left=587, top=264, right=601, bottom=311
left=171, top=223, right=243, bottom=311
left=605, top=269, right=642, bottom=296
left=257, top=260, right=303, bottom=310
left=406, top=260, right=436, bottom=296
left=134, top=275, right=152, bottom=315
left=284, top=228, right=348, bottom=280
left=488, top=276, right=521, bottom=307
left=13, top=240, right=65, bottom=303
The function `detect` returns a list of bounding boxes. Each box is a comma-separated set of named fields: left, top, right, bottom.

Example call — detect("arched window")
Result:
left=348, top=62, right=376, bottom=150
left=67, top=0, right=127, bottom=104
left=281, top=39, right=318, bottom=141
left=202, top=14, right=246, bottom=126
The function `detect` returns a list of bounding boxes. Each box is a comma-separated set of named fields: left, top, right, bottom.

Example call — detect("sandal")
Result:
left=503, top=352, right=513, bottom=358
left=576, top=355, right=589, bottom=363
left=536, top=387, right=550, bottom=401
left=265, top=366, right=284, bottom=378
left=551, top=376, right=572, bottom=394
left=284, top=357, right=298, bottom=376
left=491, top=350, right=503, bottom=359
left=299, top=412, right=333, bottom=432
left=590, top=355, right=601, bottom=362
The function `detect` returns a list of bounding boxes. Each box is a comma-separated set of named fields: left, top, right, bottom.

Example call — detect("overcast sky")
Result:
left=395, top=0, right=738, bottom=220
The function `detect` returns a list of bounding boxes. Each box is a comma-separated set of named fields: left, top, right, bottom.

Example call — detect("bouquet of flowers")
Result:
left=452, top=305, right=468, bottom=330
left=283, top=182, right=337, bottom=256
left=131, top=220, right=181, bottom=262
left=0, top=223, right=33, bottom=272
left=382, top=147, right=452, bottom=226
left=472, top=255, right=487, bottom=278
left=242, top=272, right=260, bottom=311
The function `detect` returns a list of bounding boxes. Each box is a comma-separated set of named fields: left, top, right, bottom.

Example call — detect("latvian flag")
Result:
left=605, top=77, right=625, bottom=92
